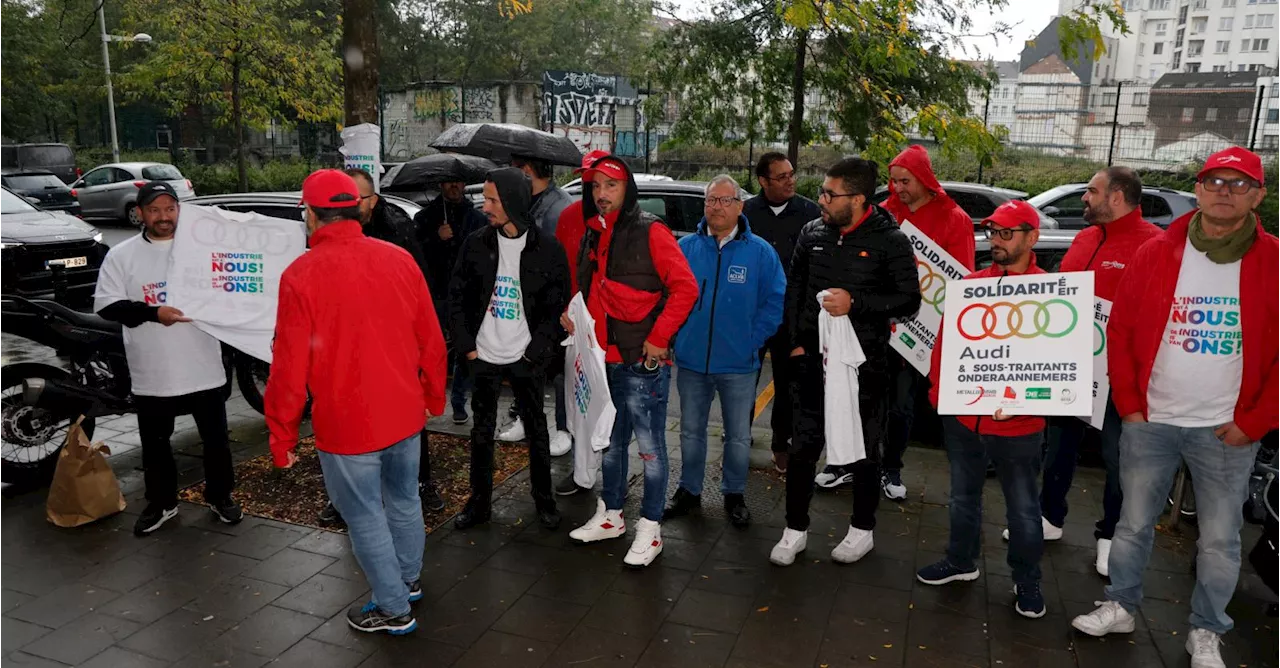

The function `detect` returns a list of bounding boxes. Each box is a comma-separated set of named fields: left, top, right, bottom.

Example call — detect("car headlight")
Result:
left=0, top=241, right=23, bottom=250
left=93, top=232, right=103, bottom=243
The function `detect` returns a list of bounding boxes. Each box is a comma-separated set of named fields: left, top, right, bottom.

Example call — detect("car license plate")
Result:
left=45, top=256, right=87, bottom=268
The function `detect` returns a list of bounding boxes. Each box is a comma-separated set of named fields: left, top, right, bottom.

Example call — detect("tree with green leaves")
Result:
left=120, top=0, right=343, bottom=190
left=646, top=0, right=1126, bottom=166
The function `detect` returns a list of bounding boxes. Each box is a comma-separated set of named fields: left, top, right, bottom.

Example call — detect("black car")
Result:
left=0, top=143, right=79, bottom=184
left=974, top=228, right=1079, bottom=272
left=0, top=187, right=107, bottom=307
left=1028, top=184, right=1197, bottom=229
left=873, top=181, right=1058, bottom=229
left=2, top=170, right=82, bottom=217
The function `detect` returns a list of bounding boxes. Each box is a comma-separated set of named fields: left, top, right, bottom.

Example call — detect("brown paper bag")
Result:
left=46, top=417, right=127, bottom=527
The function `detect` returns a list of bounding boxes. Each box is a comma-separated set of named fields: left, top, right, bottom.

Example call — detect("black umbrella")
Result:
left=429, top=123, right=583, bottom=167
left=384, top=153, right=498, bottom=190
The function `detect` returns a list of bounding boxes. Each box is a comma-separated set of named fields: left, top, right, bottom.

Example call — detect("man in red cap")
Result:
left=879, top=145, right=976, bottom=503
left=266, top=169, right=447, bottom=635
left=919, top=200, right=1050, bottom=620
left=564, top=154, right=697, bottom=568
left=1073, top=147, right=1276, bottom=668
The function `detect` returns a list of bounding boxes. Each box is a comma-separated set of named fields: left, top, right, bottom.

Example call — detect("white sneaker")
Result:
left=769, top=528, right=808, bottom=566
left=497, top=418, right=526, bottom=442
left=881, top=471, right=907, bottom=501
left=1095, top=538, right=1112, bottom=577
left=623, top=518, right=663, bottom=567
left=569, top=499, right=626, bottom=543
left=1186, top=628, right=1226, bottom=668
left=550, top=430, right=572, bottom=456
left=1001, top=516, right=1064, bottom=542
left=815, top=466, right=854, bottom=488
left=831, top=526, right=874, bottom=563
left=1071, top=600, right=1137, bottom=637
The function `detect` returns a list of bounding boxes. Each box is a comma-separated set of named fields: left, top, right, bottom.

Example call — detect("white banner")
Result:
left=1084, top=298, right=1113, bottom=429
left=889, top=222, right=970, bottom=375
left=340, top=123, right=381, bottom=193
left=937, top=271, right=1095, bottom=417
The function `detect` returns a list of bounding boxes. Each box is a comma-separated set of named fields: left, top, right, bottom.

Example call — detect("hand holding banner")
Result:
left=889, top=222, right=970, bottom=375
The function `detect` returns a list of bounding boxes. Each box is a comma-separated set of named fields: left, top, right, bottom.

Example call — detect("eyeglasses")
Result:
left=817, top=189, right=860, bottom=201
left=359, top=194, right=376, bottom=201
left=1200, top=176, right=1258, bottom=195
left=983, top=225, right=1034, bottom=241
left=765, top=171, right=796, bottom=182
left=704, top=196, right=742, bottom=208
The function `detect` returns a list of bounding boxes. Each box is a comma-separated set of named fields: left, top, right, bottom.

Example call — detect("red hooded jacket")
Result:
left=884, top=145, right=976, bottom=270
left=556, top=199, right=585, bottom=294
left=1108, top=211, right=1278, bottom=440
left=1058, top=207, right=1161, bottom=302
left=929, top=254, right=1048, bottom=437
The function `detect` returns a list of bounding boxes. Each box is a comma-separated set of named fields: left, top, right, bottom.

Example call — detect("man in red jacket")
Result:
left=266, top=169, right=447, bottom=635
left=1073, top=148, right=1277, bottom=668
left=1019, top=167, right=1161, bottom=577
left=920, top=200, right=1049, bottom=619
left=879, top=145, right=976, bottom=502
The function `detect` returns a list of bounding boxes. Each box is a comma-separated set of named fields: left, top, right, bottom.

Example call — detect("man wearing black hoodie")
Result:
left=769, top=157, right=922, bottom=567
left=448, top=168, right=571, bottom=531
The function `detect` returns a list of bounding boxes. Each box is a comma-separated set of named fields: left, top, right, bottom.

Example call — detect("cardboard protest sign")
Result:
left=888, top=222, right=970, bottom=376
left=1084, top=298, right=1113, bottom=429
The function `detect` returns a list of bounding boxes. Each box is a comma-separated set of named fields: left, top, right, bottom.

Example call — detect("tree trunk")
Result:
left=342, top=0, right=380, bottom=126
left=787, top=29, right=807, bottom=166
left=232, top=57, right=247, bottom=192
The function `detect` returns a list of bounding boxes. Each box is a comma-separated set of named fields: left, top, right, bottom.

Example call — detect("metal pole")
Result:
left=459, top=81, right=466, bottom=124
left=98, top=1, right=120, bottom=162
left=644, top=78, right=651, bottom=173
left=978, top=87, right=991, bottom=182
left=1107, top=81, right=1122, bottom=166
left=1249, top=85, right=1265, bottom=151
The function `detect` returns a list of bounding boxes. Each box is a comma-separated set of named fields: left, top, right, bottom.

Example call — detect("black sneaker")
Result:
left=209, top=499, right=244, bottom=525
left=724, top=494, right=751, bottom=528
left=420, top=482, right=446, bottom=513
left=346, top=601, right=417, bottom=635
left=662, top=487, right=701, bottom=520
left=554, top=475, right=589, bottom=496
left=318, top=502, right=345, bottom=527
left=453, top=505, right=490, bottom=530
left=452, top=409, right=469, bottom=425
left=134, top=503, right=179, bottom=536
left=406, top=580, right=423, bottom=603
left=1014, top=582, right=1047, bottom=618
left=538, top=507, right=561, bottom=530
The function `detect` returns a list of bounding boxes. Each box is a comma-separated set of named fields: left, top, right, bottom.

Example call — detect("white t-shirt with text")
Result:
left=476, top=232, right=532, bottom=365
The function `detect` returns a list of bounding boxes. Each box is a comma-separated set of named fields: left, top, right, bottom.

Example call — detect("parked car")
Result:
left=974, top=227, right=1079, bottom=272
left=73, top=162, right=196, bottom=226
left=0, top=143, right=78, bottom=184
left=0, top=186, right=107, bottom=307
left=873, top=181, right=1058, bottom=229
left=562, top=179, right=710, bottom=236
left=185, top=190, right=423, bottom=222
left=1027, top=183, right=1197, bottom=229
left=2, top=170, right=82, bottom=217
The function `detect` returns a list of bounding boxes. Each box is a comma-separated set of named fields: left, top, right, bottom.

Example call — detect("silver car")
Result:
left=73, top=162, right=196, bottom=226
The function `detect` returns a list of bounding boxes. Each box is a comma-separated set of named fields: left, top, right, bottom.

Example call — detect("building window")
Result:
left=1239, top=64, right=1249, bottom=70
left=1173, top=51, right=1182, bottom=68
left=1139, top=42, right=1146, bottom=56
left=1243, top=39, right=1252, bottom=51
left=1262, top=135, right=1279, bottom=150
left=1225, top=0, right=1237, bottom=6
left=1206, top=107, right=1218, bottom=121
left=1245, top=14, right=1256, bottom=27
left=1269, top=108, right=1280, bottom=122
left=1154, top=42, right=1166, bottom=54
left=156, top=128, right=172, bottom=149
left=1260, top=14, right=1276, bottom=27
left=1152, top=0, right=1171, bottom=8
left=1192, top=17, right=1208, bottom=33
left=1133, top=92, right=1149, bottom=105
left=1253, top=38, right=1270, bottom=51
left=1187, top=62, right=1202, bottom=72
left=1182, top=107, right=1195, bottom=122
left=1155, top=20, right=1168, bottom=35
left=1189, top=40, right=1204, bottom=56
left=1221, top=17, right=1235, bottom=30
left=1103, top=92, right=1118, bottom=107
left=1213, top=65, right=1228, bottom=71
left=1216, top=40, right=1231, bottom=53
left=1193, top=0, right=1208, bottom=7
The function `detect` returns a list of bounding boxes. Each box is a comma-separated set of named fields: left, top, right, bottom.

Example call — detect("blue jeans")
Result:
left=942, top=417, right=1045, bottom=585
left=1106, top=421, right=1259, bottom=634
left=602, top=364, right=671, bottom=522
left=676, top=368, right=756, bottom=496
left=1041, top=396, right=1123, bottom=538
left=318, top=434, right=424, bottom=617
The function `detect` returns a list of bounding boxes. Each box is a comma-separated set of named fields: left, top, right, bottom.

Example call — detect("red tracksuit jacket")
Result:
left=1057, top=208, right=1161, bottom=302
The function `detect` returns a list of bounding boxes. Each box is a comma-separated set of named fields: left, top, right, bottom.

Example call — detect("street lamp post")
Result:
left=97, top=1, right=150, bottom=162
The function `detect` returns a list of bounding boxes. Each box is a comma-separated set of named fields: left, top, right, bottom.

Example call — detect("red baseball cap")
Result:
left=581, top=157, right=629, bottom=183
left=982, top=200, right=1041, bottom=230
left=573, top=149, right=611, bottom=175
left=1197, top=146, right=1265, bottom=184
left=300, top=169, right=360, bottom=208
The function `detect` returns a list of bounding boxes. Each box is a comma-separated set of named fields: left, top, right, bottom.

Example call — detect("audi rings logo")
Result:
left=192, top=218, right=292, bottom=255
left=917, top=259, right=946, bottom=316
left=957, top=300, right=1079, bottom=341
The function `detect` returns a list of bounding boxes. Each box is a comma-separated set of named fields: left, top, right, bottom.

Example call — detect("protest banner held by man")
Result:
left=94, top=182, right=242, bottom=536
left=918, top=199, right=1050, bottom=620
left=769, top=157, right=920, bottom=567
left=1072, top=148, right=1277, bottom=668
left=742, top=152, right=821, bottom=473
left=879, top=144, right=976, bottom=502
left=565, top=155, right=697, bottom=568
left=266, top=169, right=447, bottom=635
left=665, top=175, right=786, bottom=528
left=448, top=167, right=570, bottom=532
left=1017, top=167, right=1159, bottom=575
left=495, top=156, right=575, bottom=455
left=415, top=179, right=487, bottom=424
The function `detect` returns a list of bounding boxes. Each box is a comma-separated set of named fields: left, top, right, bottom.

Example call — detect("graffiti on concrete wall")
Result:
left=543, top=69, right=622, bottom=135
left=463, top=87, right=496, bottom=121
left=613, top=131, right=665, bottom=159
left=549, top=126, right=613, bottom=154
left=413, top=88, right=460, bottom=123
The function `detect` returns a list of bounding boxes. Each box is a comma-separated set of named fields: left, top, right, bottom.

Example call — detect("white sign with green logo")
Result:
left=889, top=222, right=970, bottom=376
left=1084, top=298, right=1112, bottom=429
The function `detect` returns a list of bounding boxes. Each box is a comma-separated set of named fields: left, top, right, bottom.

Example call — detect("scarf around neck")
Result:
left=1188, top=211, right=1256, bottom=264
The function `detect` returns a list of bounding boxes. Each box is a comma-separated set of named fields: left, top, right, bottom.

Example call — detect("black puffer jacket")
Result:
left=785, top=204, right=921, bottom=361
left=365, top=197, right=429, bottom=279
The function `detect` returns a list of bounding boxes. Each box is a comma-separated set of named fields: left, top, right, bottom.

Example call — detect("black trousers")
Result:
left=785, top=353, right=888, bottom=532
left=757, top=332, right=794, bottom=452
left=418, top=429, right=432, bottom=484
left=135, top=387, right=234, bottom=508
left=467, top=358, right=555, bottom=512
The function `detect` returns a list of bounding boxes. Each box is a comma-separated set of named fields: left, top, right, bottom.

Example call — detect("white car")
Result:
left=72, top=162, right=196, bottom=226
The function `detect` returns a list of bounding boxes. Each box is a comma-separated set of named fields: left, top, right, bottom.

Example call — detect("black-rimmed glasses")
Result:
left=983, top=225, right=1034, bottom=241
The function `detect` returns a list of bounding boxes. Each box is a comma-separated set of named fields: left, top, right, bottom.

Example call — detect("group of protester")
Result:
left=93, top=142, right=1275, bottom=668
